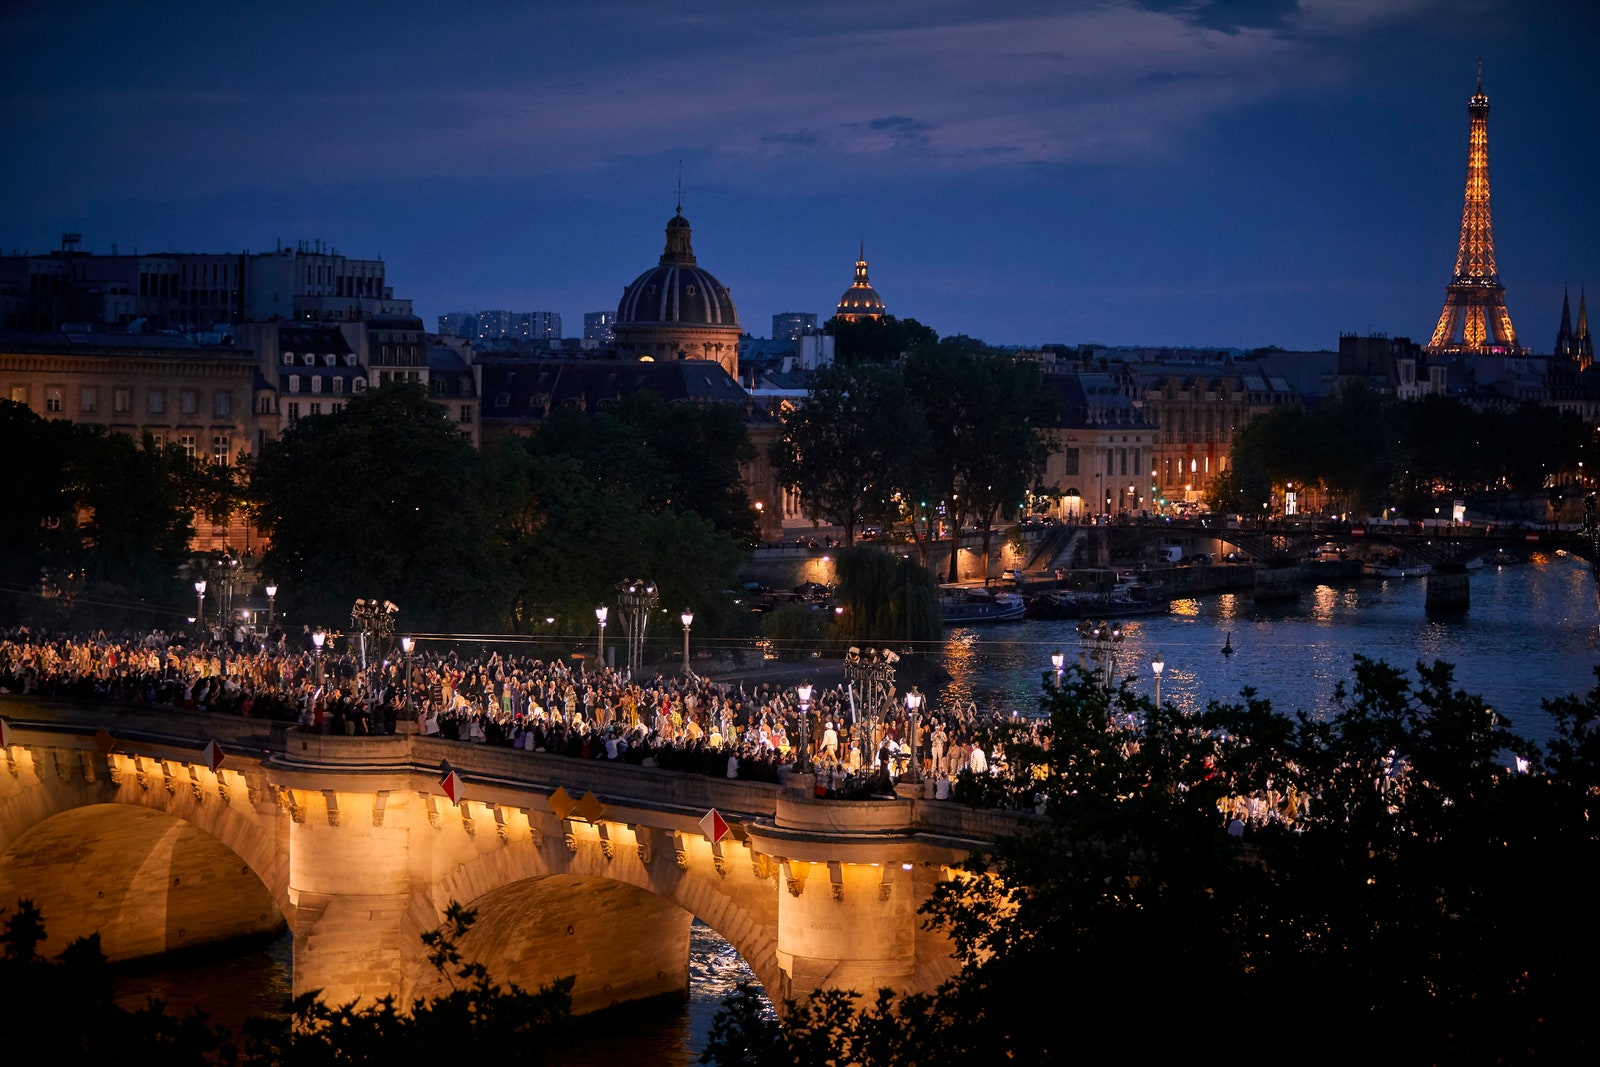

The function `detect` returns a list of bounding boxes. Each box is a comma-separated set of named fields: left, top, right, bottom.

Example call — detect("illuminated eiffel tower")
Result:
left=1428, top=64, right=1521, bottom=355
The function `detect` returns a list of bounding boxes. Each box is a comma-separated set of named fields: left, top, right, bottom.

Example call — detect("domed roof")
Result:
left=616, top=211, right=739, bottom=328
left=836, top=243, right=887, bottom=321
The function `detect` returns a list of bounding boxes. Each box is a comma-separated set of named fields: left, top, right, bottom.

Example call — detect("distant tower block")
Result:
left=1428, top=65, right=1520, bottom=355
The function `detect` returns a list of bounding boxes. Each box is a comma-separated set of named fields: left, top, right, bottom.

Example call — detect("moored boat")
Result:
left=941, top=587, right=1027, bottom=624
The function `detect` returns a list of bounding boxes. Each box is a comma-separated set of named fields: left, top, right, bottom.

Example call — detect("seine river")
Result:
left=940, top=553, right=1600, bottom=749
left=113, top=554, right=1599, bottom=1060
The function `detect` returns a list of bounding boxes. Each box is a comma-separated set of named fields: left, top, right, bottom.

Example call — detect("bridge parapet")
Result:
left=1, top=698, right=1031, bottom=1015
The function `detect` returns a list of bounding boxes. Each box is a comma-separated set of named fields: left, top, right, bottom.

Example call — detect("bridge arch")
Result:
left=0, top=754, right=287, bottom=962
left=421, top=838, right=783, bottom=1015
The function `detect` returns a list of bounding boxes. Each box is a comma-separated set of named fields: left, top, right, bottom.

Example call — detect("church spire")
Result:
left=1578, top=287, right=1593, bottom=369
left=1557, top=287, right=1574, bottom=355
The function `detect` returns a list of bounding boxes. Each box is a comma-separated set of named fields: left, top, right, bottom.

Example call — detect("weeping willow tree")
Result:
left=832, top=546, right=941, bottom=645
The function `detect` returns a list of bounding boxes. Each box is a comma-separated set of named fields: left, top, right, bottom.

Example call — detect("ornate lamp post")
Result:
left=1151, top=655, right=1164, bottom=707
left=595, top=605, right=608, bottom=664
left=350, top=598, right=398, bottom=669
left=843, top=646, right=897, bottom=769
left=615, top=578, right=659, bottom=676
left=1050, top=648, right=1065, bottom=687
left=312, top=629, right=326, bottom=685
left=193, top=580, right=207, bottom=637
left=904, top=686, right=924, bottom=784
left=1076, top=619, right=1124, bottom=693
left=265, top=583, right=278, bottom=630
left=680, top=609, right=694, bottom=676
left=401, top=635, right=415, bottom=703
left=796, top=683, right=814, bottom=774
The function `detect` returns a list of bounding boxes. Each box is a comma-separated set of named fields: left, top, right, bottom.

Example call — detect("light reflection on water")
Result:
left=935, top=558, right=1600, bottom=747
left=114, top=919, right=762, bottom=1067
left=106, top=559, right=1600, bottom=1055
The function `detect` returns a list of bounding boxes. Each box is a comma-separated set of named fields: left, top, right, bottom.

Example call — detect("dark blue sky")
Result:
left=4, top=0, right=1596, bottom=350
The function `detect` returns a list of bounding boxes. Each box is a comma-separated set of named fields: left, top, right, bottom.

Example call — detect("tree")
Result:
left=903, top=341, right=1055, bottom=581
left=2, top=897, right=575, bottom=1065
left=706, top=657, right=1600, bottom=1063
left=825, top=314, right=938, bottom=364
left=770, top=361, right=912, bottom=545
left=249, top=383, right=513, bottom=633
left=503, top=395, right=750, bottom=637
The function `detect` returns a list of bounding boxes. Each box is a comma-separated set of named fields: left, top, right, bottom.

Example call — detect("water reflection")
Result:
left=113, top=918, right=761, bottom=1067
left=935, top=558, right=1600, bottom=746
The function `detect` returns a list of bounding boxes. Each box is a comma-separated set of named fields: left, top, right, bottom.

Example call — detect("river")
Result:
left=111, top=555, right=1598, bottom=1058
left=938, top=553, right=1600, bottom=748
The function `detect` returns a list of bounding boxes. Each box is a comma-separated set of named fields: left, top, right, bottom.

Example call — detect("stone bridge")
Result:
left=1104, top=518, right=1594, bottom=568
left=0, top=697, right=1026, bottom=1015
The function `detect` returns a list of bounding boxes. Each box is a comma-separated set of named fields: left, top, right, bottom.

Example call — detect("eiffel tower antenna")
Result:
left=1427, top=64, right=1520, bottom=355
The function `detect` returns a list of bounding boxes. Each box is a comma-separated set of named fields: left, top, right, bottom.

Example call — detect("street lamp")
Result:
left=904, top=686, right=924, bottom=783
left=401, top=635, right=415, bottom=704
left=616, top=578, right=659, bottom=676
left=796, top=682, right=814, bottom=774
left=312, top=629, right=326, bottom=685
left=1050, top=648, right=1065, bottom=687
left=265, top=583, right=278, bottom=630
left=194, top=580, right=207, bottom=632
left=1151, top=654, right=1164, bottom=707
left=595, top=605, right=608, bottom=664
left=680, top=609, right=694, bottom=676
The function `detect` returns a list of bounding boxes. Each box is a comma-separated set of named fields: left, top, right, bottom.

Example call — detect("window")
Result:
left=213, top=390, right=231, bottom=417
left=147, top=389, right=165, bottom=415
left=8, top=385, right=25, bottom=404
left=1064, top=448, right=1080, bottom=476
left=212, top=435, right=230, bottom=465
left=282, top=351, right=294, bottom=364
left=309, top=402, right=322, bottom=416
left=354, top=377, right=366, bottom=393
left=287, top=401, right=300, bottom=422
left=332, top=376, right=343, bottom=394
left=181, top=389, right=199, bottom=415
left=45, top=387, right=62, bottom=413
left=179, top=434, right=196, bottom=457
left=459, top=404, right=473, bottom=424
left=113, top=387, right=132, bottom=414
left=79, top=386, right=97, bottom=413
left=311, top=376, right=322, bottom=394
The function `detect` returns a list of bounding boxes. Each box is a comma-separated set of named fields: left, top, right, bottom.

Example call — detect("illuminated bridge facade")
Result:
left=0, top=699, right=1023, bottom=1014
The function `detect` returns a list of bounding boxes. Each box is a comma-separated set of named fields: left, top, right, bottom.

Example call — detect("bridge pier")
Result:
left=1253, top=564, right=1304, bottom=602
left=282, top=784, right=419, bottom=1006
left=1425, top=566, right=1471, bottom=615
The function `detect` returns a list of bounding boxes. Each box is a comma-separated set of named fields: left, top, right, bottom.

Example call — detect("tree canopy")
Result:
left=0, top=399, right=235, bottom=626
left=249, top=383, right=512, bottom=633
left=705, top=656, right=1600, bottom=1064
left=1216, top=381, right=1594, bottom=520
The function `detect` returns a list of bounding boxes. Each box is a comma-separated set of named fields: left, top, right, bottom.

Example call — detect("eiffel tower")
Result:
left=1428, top=64, right=1520, bottom=355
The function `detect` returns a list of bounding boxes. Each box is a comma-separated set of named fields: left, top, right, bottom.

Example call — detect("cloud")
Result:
left=1, top=0, right=1448, bottom=204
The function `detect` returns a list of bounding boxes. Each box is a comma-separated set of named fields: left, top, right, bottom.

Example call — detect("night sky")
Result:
left=4, top=1, right=1596, bottom=351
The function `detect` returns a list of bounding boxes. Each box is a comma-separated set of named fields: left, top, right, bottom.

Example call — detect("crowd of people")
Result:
left=0, top=626, right=1038, bottom=805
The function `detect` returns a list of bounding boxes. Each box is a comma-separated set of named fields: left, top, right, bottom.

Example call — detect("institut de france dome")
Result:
left=612, top=209, right=742, bottom=378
